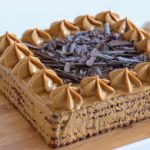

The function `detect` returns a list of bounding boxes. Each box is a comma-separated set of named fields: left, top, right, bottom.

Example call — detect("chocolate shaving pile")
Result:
left=30, top=24, right=149, bottom=83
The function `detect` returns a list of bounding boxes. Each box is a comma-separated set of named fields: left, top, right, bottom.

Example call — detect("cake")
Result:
left=0, top=10, right=150, bottom=148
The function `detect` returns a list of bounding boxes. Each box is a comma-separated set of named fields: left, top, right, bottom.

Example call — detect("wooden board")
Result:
left=0, top=92, right=150, bottom=150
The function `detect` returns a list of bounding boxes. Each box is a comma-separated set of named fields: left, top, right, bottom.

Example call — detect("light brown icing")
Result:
left=136, top=37, right=150, bottom=53
left=95, top=10, right=120, bottom=26
left=0, top=32, right=20, bottom=55
left=80, top=76, right=115, bottom=100
left=134, top=62, right=150, bottom=83
left=49, top=20, right=80, bottom=38
left=74, top=15, right=103, bottom=31
left=27, top=69, right=63, bottom=94
left=21, top=28, right=51, bottom=46
left=0, top=42, right=32, bottom=68
left=124, top=28, right=145, bottom=42
left=109, top=68, right=142, bottom=93
left=12, top=55, right=44, bottom=80
left=50, top=84, right=83, bottom=110
left=112, top=18, right=137, bottom=34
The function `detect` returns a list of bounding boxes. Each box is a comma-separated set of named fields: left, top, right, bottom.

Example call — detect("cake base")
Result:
left=1, top=64, right=150, bottom=148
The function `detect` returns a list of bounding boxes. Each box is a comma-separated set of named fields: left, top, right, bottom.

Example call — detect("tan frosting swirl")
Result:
left=95, top=10, right=120, bottom=26
left=50, top=84, right=83, bottom=110
left=0, top=32, right=20, bottom=55
left=0, top=42, right=32, bottom=68
left=134, top=62, right=150, bottom=83
left=136, top=37, right=150, bottom=53
left=49, top=20, right=80, bottom=38
left=74, top=15, right=103, bottom=31
left=109, top=68, right=142, bottom=93
left=21, top=28, right=51, bottom=46
left=124, top=28, right=145, bottom=42
left=80, top=76, right=115, bottom=100
left=27, top=69, right=63, bottom=94
left=12, top=55, right=44, bottom=80
left=112, top=18, right=137, bottom=34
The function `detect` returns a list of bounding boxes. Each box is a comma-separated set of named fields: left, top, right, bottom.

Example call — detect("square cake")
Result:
left=0, top=11, right=150, bottom=148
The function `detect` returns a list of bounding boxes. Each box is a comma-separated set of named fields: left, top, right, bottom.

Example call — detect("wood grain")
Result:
left=0, top=92, right=150, bottom=150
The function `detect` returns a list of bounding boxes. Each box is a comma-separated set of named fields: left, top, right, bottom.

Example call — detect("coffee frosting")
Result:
left=74, top=15, right=103, bottom=31
left=95, top=11, right=120, bottom=26
left=12, top=55, right=44, bottom=80
left=112, top=18, right=137, bottom=34
left=27, top=69, right=63, bottom=94
left=0, top=42, right=32, bottom=68
left=50, top=84, right=83, bottom=110
left=124, top=28, right=145, bottom=42
left=136, top=37, right=150, bottom=53
left=134, top=62, right=150, bottom=83
left=109, top=68, right=142, bottom=93
left=80, top=76, right=115, bottom=100
left=22, top=28, right=51, bottom=46
left=0, top=32, right=20, bottom=55
left=49, top=20, right=80, bottom=38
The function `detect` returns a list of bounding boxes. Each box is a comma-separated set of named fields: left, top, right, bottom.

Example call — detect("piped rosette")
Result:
left=12, top=55, right=44, bottom=82
left=109, top=68, right=142, bottom=93
left=0, top=42, right=32, bottom=68
left=48, top=20, right=80, bottom=38
left=112, top=18, right=137, bottom=34
left=74, top=15, right=103, bottom=31
left=95, top=10, right=120, bottom=26
left=50, top=84, right=83, bottom=111
left=27, top=68, right=63, bottom=95
left=124, top=28, right=146, bottom=42
left=134, top=62, right=150, bottom=84
left=21, top=28, right=51, bottom=46
left=0, top=32, right=20, bottom=55
left=80, top=76, right=115, bottom=101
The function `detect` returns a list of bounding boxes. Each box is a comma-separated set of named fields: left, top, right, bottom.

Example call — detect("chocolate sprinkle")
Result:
left=30, top=26, right=149, bottom=83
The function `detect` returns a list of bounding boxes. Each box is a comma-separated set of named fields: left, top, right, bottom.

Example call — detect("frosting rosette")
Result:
left=136, top=37, right=150, bottom=53
left=95, top=10, right=120, bottom=26
left=0, top=42, right=32, bottom=68
left=22, top=28, right=51, bottom=46
left=109, top=68, right=142, bottom=93
left=27, top=69, right=63, bottom=94
left=0, top=32, right=20, bottom=55
left=112, top=18, right=137, bottom=34
left=49, top=20, right=80, bottom=38
left=50, top=84, right=83, bottom=110
left=74, top=15, right=103, bottom=31
left=80, top=76, right=115, bottom=100
left=124, top=28, right=145, bottom=42
left=12, top=55, right=44, bottom=80
left=134, top=62, right=150, bottom=83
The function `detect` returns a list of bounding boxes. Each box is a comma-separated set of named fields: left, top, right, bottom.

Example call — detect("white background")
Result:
left=0, top=0, right=149, bottom=37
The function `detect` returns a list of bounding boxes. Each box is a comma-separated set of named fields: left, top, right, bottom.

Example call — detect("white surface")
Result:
left=115, top=138, right=150, bottom=150
left=0, top=0, right=150, bottom=37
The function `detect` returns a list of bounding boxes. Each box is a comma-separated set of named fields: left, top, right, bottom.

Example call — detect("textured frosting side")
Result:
left=22, top=28, right=51, bottom=46
left=12, top=55, right=44, bottom=80
left=50, top=84, right=83, bottom=110
left=109, top=68, right=142, bottom=93
left=0, top=42, right=32, bottom=68
left=112, top=18, right=137, bottom=34
left=27, top=69, right=63, bottom=94
left=49, top=20, right=80, bottom=38
left=124, top=28, right=146, bottom=42
left=74, top=15, right=103, bottom=31
left=136, top=37, right=150, bottom=53
left=0, top=32, right=20, bottom=55
left=134, top=62, right=150, bottom=83
left=95, top=10, right=120, bottom=26
left=80, top=76, right=115, bottom=100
